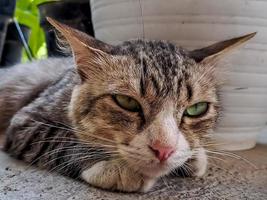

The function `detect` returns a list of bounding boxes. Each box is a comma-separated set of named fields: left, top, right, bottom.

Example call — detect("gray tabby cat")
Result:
left=0, top=18, right=255, bottom=192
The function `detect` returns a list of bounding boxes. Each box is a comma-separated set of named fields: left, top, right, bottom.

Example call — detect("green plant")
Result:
left=15, top=0, right=58, bottom=61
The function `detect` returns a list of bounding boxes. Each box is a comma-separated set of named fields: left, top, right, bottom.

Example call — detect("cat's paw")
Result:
left=174, top=147, right=208, bottom=177
left=81, top=161, right=156, bottom=192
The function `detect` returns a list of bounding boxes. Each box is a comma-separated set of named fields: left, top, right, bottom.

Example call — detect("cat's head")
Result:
left=48, top=18, right=255, bottom=178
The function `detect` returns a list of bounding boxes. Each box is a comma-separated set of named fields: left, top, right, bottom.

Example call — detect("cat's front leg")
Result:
left=81, top=161, right=156, bottom=192
left=190, top=147, right=208, bottom=177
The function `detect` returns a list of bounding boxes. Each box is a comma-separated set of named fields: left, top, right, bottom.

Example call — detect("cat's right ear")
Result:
left=47, top=17, right=113, bottom=81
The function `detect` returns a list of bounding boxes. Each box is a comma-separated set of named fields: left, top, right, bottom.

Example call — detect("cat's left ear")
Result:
left=47, top=17, right=113, bottom=81
left=188, top=32, right=256, bottom=65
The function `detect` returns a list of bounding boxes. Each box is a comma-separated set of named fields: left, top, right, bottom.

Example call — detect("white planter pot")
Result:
left=90, top=0, right=267, bottom=150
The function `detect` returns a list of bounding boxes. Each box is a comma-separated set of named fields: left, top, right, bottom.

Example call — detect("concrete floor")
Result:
left=0, top=141, right=266, bottom=200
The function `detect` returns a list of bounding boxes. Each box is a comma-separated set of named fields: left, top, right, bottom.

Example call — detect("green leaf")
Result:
left=15, top=0, right=60, bottom=61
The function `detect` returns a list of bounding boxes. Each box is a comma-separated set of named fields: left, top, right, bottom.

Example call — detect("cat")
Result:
left=0, top=18, right=255, bottom=192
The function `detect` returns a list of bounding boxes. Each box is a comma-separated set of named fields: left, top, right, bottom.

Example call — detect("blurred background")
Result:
left=0, top=0, right=93, bottom=67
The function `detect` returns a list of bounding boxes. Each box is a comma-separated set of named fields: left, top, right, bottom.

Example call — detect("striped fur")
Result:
left=0, top=22, right=254, bottom=192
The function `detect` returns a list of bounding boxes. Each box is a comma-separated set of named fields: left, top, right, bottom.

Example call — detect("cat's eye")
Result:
left=113, top=94, right=141, bottom=112
left=184, top=102, right=208, bottom=117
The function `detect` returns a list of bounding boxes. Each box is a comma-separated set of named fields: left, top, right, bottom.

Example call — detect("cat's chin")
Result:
left=127, top=150, right=192, bottom=178
left=138, top=162, right=176, bottom=178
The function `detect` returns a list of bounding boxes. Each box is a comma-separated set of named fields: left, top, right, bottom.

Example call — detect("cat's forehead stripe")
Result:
left=114, top=40, right=188, bottom=97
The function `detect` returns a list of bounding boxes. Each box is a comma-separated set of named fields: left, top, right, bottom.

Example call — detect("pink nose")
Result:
left=149, top=142, right=175, bottom=162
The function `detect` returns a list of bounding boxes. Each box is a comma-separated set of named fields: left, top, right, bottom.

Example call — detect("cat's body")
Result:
left=1, top=58, right=84, bottom=176
left=0, top=19, right=255, bottom=192
left=0, top=58, right=72, bottom=130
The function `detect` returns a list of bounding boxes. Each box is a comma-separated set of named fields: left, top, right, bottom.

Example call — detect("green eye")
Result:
left=113, top=95, right=141, bottom=112
left=184, top=102, right=208, bottom=117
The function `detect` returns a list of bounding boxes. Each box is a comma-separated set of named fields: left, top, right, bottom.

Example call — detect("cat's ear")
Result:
left=47, top=17, right=113, bottom=81
left=188, top=32, right=256, bottom=65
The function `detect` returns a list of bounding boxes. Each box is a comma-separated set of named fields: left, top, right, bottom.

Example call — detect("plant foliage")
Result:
left=15, top=0, right=58, bottom=61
